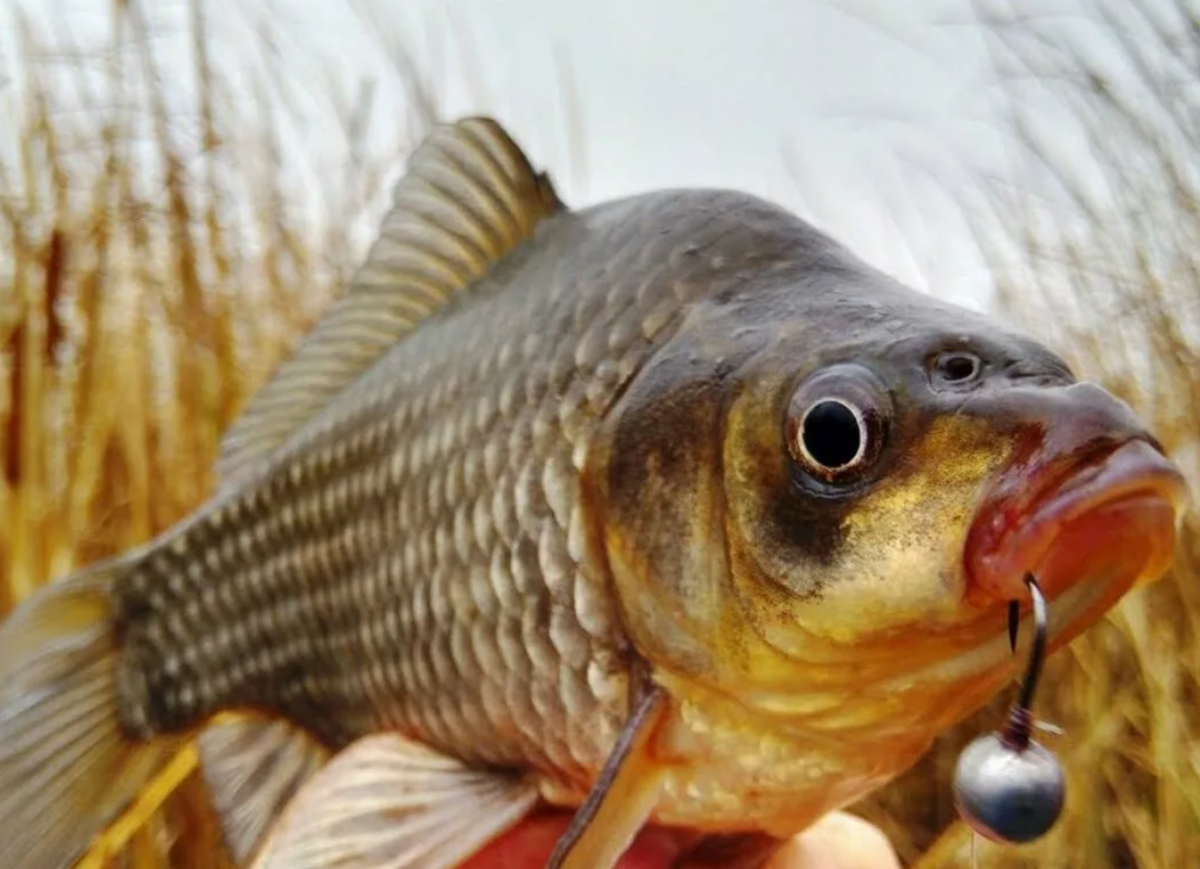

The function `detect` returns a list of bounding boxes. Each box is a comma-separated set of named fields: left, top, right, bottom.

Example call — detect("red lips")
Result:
left=964, top=437, right=1187, bottom=607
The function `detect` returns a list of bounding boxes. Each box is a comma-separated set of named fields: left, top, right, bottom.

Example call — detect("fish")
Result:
left=0, top=115, right=1188, bottom=869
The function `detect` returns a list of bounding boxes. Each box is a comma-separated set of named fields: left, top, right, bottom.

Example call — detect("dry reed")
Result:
left=1, top=1, right=418, bottom=865
left=1, top=1, right=1196, bottom=868
left=859, top=2, right=1200, bottom=867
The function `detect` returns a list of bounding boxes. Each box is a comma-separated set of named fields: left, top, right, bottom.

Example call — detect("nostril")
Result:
left=932, top=351, right=983, bottom=387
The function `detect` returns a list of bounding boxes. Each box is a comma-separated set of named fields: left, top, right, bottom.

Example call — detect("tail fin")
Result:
left=0, top=561, right=184, bottom=869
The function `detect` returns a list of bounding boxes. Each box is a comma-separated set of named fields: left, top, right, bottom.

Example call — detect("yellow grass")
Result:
left=857, top=2, right=1200, bottom=866
left=0, top=1, right=1196, bottom=868
left=1, top=1, right=414, bottom=865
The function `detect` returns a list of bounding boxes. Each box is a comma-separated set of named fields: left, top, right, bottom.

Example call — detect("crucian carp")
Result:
left=0, top=117, right=1187, bottom=869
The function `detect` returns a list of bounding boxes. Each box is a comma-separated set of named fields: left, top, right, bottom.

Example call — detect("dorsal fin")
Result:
left=216, top=116, right=564, bottom=484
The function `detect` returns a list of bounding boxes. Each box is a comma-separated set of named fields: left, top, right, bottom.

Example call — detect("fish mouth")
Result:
left=888, top=439, right=1188, bottom=723
left=965, top=437, right=1188, bottom=612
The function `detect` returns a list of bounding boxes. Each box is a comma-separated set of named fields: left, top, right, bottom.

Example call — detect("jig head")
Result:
left=953, top=574, right=1066, bottom=844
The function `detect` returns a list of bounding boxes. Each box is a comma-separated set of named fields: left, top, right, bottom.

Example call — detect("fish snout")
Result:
left=963, top=381, right=1189, bottom=607
left=1044, top=381, right=1163, bottom=452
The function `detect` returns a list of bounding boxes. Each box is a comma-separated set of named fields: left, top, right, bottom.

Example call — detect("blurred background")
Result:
left=0, top=0, right=1197, bottom=867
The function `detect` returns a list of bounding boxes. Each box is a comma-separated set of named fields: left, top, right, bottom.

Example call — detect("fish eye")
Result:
left=785, top=365, right=891, bottom=484
left=799, top=400, right=866, bottom=469
left=933, top=351, right=983, bottom=385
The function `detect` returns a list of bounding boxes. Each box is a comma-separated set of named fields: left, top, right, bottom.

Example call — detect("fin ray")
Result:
left=0, top=563, right=185, bottom=869
left=251, top=733, right=539, bottom=869
left=216, top=116, right=563, bottom=484
left=198, top=717, right=331, bottom=865
left=549, top=688, right=670, bottom=869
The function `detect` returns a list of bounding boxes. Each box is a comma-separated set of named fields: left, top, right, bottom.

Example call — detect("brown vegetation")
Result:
left=0, top=1, right=412, bottom=864
left=862, top=2, right=1200, bottom=866
left=0, top=1, right=1194, bottom=867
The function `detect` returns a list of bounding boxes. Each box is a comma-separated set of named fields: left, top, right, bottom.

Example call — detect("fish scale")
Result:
left=111, top=190, right=758, bottom=791
left=4, top=117, right=1181, bottom=869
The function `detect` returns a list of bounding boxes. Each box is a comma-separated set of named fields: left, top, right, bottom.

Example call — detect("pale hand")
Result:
left=459, top=809, right=902, bottom=868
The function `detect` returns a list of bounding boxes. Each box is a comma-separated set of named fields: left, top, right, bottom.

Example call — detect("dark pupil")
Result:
left=939, top=353, right=979, bottom=382
left=802, top=400, right=862, bottom=469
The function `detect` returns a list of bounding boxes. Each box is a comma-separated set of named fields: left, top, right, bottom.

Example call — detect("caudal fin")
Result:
left=0, top=561, right=183, bottom=869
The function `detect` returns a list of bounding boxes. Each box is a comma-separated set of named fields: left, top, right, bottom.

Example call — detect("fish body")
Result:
left=0, top=118, right=1188, bottom=869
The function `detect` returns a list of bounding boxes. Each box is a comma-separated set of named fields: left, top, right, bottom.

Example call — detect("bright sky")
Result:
left=237, top=0, right=1021, bottom=306
left=3, top=0, right=1128, bottom=309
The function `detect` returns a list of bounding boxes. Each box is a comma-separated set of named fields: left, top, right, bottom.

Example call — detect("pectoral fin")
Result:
left=249, top=733, right=539, bottom=869
left=198, top=717, right=330, bottom=865
left=546, top=687, right=670, bottom=869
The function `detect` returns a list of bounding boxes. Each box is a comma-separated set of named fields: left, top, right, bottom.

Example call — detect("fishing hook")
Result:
left=951, top=573, right=1065, bottom=844
left=1002, top=574, right=1048, bottom=750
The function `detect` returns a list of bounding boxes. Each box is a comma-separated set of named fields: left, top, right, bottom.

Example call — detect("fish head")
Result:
left=594, top=258, right=1188, bottom=747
